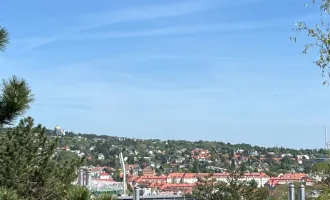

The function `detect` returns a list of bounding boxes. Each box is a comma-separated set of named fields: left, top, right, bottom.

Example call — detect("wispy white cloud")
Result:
left=76, top=0, right=214, bottom=32
left=10, top=37, right=56, bottom=52
left=75, top=0, right=274, bottom=32
left=11, top=0, right=275, bottom=51
left=67, top=20, right=284, bottom=41
left=11, top=1, right=213, bottom=51
left=13, top=19, right=286, bottom=51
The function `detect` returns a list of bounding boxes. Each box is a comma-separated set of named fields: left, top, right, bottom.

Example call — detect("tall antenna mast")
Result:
left=325, top=126, right=330, bottom=151
left=326, top=126, right=328, bottom=150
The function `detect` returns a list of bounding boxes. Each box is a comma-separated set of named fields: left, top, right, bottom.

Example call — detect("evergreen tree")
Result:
left=0, top=75, right=34, bottom=126
left=0, top=187, right=19, bottom=200
left=0, top=24, right=87, bottom=200
left=127, top=155, right=135, bottom=164
left=192, top=160, right=201, bottom=173
left=0, top=26, right=34, bottom=127
left=230, top=159, right=236, bottom=171
left=0, top=26, right=9, bottom=51
left=94, top=193, right=117, bottom=200
left=66, top=185, right=90, bottom=200
left=240, top=163, right=247, bottom=173
left=0, top=117, right=83, bottom=199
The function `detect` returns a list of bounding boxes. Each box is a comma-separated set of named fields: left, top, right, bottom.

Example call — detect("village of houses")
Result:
left=66, top=141, right=321, bottom=195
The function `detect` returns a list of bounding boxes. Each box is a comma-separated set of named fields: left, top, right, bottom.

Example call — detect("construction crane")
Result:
left=119, top=152, right=127, bottom=196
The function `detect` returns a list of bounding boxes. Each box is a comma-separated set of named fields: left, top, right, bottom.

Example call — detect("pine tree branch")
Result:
left=0, top=76, right=34, bottom=126
left=0, top=26, right=9, bottom=52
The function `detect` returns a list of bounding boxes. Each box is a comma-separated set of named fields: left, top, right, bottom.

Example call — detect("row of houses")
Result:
left=85, top=166, right=315, bottom=195
left=128, top=172, right=270, bottom=188
left=267, top=173, right=314, bottom=187
left=128, top=172, right=314, bottom=188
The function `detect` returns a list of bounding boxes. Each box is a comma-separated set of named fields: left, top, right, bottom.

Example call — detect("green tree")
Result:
left=0, top=117, right=83, bottom=200
left=0, top=26, right=9, bottom=51
left=192, top=160, right=201, bottom=173
left=230, top=159, right=236, bottom=171
left=187, top=172, right=269, bottom=200
left=0, top=26, right=34, bottom=127
left=0, top=187, right=19, bottom=200
left=240, top=163, right=247, bottom=173
left=292, top=0, right=330, bottom=84
left=112, top=169, right=122, bottom=182
left=94, top=193, right=117, bottom=200
left=313, top=161, right=330, bottom=189
left=0, top=76, right=34, bottom=126
left=127, top=155, right=135, bottom=164
left=66, top=185, right=90, bottom=200
left=317, top=188, right=330, bottom=200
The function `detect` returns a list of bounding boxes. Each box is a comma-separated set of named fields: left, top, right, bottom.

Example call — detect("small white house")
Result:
left=98, top=153, right=105, bottom=160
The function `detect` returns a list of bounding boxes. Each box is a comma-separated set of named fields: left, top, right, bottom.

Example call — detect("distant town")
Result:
left=45, top=127, right=329, bottom=198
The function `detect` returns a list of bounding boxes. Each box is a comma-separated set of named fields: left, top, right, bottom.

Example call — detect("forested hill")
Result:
left=2, top=126, right=328, bottom=175
left=0, top=126, right=322, bottom=155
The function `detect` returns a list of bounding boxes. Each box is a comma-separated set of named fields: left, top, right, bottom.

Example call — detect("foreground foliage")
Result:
left=92, top=193, right=118, bottom=200
left=0, top=76, right=34, bottom=126
left=66, top=185, right=90, bottom=200
left=0, top=117, right=83, bottom=200
left=187, top=172, right=269, bottom=200
left=0, top=26, right=9, bottom=51
left=292, top=0, right=330, bottom=84
left=0, top=25, right=34, bottom=127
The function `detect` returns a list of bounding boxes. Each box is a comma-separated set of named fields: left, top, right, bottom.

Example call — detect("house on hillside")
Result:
left=99, top=172, right=111, bottom=179
left=167, top=173, right=184, bottom=183
left=97, top=153, right=105, bottom=160
left=142, top=166, right=155, bottom=176
left=182, top=173, right=198, bottom=184
left=125, top=164, right=140, bottom=176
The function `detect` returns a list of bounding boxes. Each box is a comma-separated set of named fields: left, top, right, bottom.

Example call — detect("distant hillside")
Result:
left=2, top=125, right=327, bottom=176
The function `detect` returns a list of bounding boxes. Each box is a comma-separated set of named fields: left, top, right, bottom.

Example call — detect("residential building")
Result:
left=142, top=166, right=155, bottom=176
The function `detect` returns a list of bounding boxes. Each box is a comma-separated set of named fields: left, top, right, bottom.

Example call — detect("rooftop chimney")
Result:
left=78, top=169, right=84, bottom=186
left=85, top=171, right=92, bottom=189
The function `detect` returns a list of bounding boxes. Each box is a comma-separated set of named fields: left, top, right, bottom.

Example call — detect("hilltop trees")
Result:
left=312, top=162, right=330, bottom=189
left=292, top=0, right=330, bottom=84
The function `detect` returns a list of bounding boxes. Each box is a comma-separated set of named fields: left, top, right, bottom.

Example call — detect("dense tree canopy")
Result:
left=0, top=117, right=83, bottom=199
left=187, top=172, right=269, bottom=200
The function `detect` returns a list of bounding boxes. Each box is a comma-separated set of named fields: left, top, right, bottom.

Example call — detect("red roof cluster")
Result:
left=191, top=149, right=211, bottom=160
left=266, top=173, right=313, bottom=187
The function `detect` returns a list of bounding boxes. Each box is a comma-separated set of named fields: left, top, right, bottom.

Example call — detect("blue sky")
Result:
left=0, top=0, right=329, bottom=148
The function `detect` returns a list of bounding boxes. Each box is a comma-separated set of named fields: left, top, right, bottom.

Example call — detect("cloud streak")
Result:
left=12, top=1, right=213, bottom=51
left=67, top=20, right=284, bottom=41
left=12, top=0, right=276, bottom=51
left=76, top=0, right=214, bottom=32
left=14, top=19, right=286, bottom=51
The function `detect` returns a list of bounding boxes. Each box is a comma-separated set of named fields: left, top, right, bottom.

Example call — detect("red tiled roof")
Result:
left=183, top=173, right=197, bottom=178
left=167, top=173, right=184, bottom=178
